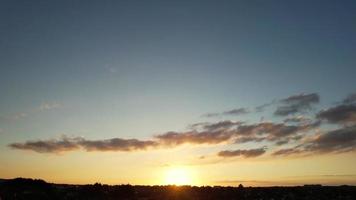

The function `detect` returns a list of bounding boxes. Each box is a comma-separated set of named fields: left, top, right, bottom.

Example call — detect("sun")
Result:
left=164, top=167, right=193, bottom=186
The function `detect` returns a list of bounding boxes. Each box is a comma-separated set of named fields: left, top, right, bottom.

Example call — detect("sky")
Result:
left=1, top=0, right=356, bottom=186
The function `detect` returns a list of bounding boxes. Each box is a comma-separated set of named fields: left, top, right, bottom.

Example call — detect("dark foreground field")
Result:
left=1, top=178, right=356, bottom=200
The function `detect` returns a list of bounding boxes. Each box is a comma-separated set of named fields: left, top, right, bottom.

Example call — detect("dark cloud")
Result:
left=275, top=140, right=289, bottom=146
left=235, top=121, right=319, bottom=143
left=273, top=126, right=356, bottom=156
left=317, top=104, right=356, bottom=125
left=223, top=108, right=249, bottom=115
left=8, top=136, right=82, bottom=153
left=343, top=93, right=356, bottom=104
left=274, top=93, right=319, bottom=116
left=163, top=121, right=319, bottom=147
left=272, top=148, right=303, bottom=156
left=9, top=136, right=158, bottom=153
left=155, top=130, right=234, bottom=146
left=191, top=120, right=242, bottom=132
left=79, top=138, right=158, bottom=151
left=274, top=105, right=301, bottom=116
left=218, top=148, right=266, bottom=158
left=281, top=93, right=320, bottom=105
left=9, top=120, right=320, bottom=154
left=255, top=102, right=274, bottom=112
left=156, top=121, right=245, bottom=146
left=305, top=125, right=356, bottom=153
left=10, top=91, right=356, bottom=159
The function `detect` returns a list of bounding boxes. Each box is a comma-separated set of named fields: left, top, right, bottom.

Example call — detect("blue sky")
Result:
left=1, top=0, right=356, bottom=185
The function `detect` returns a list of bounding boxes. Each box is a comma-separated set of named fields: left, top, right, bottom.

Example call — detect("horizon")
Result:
left=1, top=0, right=356, bottom=187
left=1, top=177, right=353, bottom=187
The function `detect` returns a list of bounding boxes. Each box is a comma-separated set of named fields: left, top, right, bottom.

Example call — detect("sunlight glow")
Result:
left=164, top=167, right=193, bottom=185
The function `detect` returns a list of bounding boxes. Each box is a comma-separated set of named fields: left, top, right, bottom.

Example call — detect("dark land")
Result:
left=1, top=178, right=356, bottom=200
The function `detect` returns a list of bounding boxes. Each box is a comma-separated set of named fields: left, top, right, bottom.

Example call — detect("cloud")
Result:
left=317, top=104, right=356, bottom=125
left=255, top=101, right=276, bottom=112
left=218, top=148, right=266, bottom=158
left=190, top=120, right=243, bottom=132
left=274, top=93, right=319, bottom=116
left=156, top=120, right=317, bottom=146
left=284, top=115, right=310, bottom=124
left=39, top=102, right=62, bottom=111
left=234, top=121, right=319, bottom=144
left=12, top=91, right=356, bottom=158
left=0, top=112, right=27, bottom=121
left=343, top=93, right=356, bottom=104
left=9, top=136, right=81, bottom=153
left=155, top=120, right=244, bottom=146
left=9, top=136, right=158, bottom=153
left=272, top=147, right=303, bottom=156
left=13, top=112, right=28, bottom=119
left=273, top=125, right=356, bottom=156
left=304, top=125, right=356, bottom=153
left=155, top=130, right=234, bottom=146
left=223, top=108, right=249, bottom=115
left=79, top=138, right=158, bottom=151
left=105, top=64, right=117, bottom=73
left=189, top=120, right=319, bottom=146
left=202, top=113, right=220, bottom=118
left=275, top=140, right=289, bottom=146
left=203, top=107, right=249, bottom=117
left=9, top=119, right=320, bottom=155
left=1, top=102, right=61, bottom=122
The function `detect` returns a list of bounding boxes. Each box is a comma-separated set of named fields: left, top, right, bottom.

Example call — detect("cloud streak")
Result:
left=218, top=148, right=266, bottom=158
left=9, top=136, right=158, bottom=153
left=9, top=136, right=81, bottom=153
left=274, top=93, right=319, bottom=116
left=223, top=108, right=249, bottom=115
left=203, top=108, right=249, bottom=117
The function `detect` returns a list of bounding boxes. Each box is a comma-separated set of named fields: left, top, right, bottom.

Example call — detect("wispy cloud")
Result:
left=105, top=64, right=117, bottom=73
left=343, top=92, right=356, bottom=104
left=1, top=101, right=62, bottom=122
left=223, top=108, right=249, bottom=115
left=274, top=93, right=319, bottom=116
left=0, top=112, right=27, bottom=121
left=39, top=102, right=62, bottom=111
left=255, top=100, right=276, bottom=112
left=203, top=107, right=249, bottom=118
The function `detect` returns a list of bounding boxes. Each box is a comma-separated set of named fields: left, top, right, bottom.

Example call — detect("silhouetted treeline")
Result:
left=1, top=178, right=356, bottom=200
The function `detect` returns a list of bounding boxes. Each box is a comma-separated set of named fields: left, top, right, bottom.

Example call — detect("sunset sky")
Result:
left=1, top=0, right=356, bottom=186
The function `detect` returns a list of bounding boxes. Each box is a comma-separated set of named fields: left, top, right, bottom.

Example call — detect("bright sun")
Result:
left=164, top=167, right=193, bottom=185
